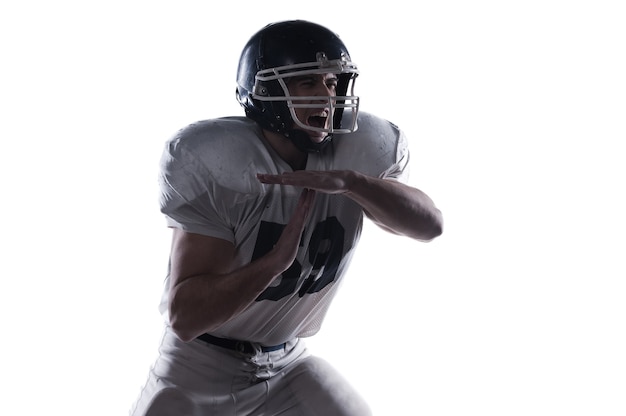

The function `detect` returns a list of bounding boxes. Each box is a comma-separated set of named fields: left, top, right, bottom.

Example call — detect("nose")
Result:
left=312, top=78, right=336, bottom=97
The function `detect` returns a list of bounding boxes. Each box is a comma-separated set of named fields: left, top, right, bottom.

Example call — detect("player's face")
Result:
left=287, top=72, right=338, bottom=143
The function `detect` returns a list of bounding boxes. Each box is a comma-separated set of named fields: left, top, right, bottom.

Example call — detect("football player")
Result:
left=130, top=20, right=443, bottom=416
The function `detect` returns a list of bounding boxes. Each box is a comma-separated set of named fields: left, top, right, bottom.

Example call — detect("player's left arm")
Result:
left=257, top=170, right=443, bottom=241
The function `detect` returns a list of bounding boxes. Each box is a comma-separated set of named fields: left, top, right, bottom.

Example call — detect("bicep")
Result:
left=168, top=227, right=236, bottom=290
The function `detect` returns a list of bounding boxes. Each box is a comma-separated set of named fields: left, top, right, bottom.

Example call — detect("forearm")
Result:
left=169, top=251, right=287, bottom=342
left=345, top=171, right=443, bottom=241
left=168, top=189, right=314, bottom=342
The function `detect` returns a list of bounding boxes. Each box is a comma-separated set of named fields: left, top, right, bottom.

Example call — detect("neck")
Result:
left=262, top=129, right=308, bottom=171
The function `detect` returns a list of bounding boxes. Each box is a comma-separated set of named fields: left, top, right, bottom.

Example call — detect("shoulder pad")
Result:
left=330, top=112, right=408, bottom=177
left=162, top=117, right=274, bottom=194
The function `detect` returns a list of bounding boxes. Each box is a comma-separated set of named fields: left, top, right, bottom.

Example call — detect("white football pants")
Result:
left=130, top=328, right=371, bottom=416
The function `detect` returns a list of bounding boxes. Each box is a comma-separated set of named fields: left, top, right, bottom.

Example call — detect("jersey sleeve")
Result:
left=379, top=126, right=410, bottom=183
left=158, top=134, right=236, bottom=243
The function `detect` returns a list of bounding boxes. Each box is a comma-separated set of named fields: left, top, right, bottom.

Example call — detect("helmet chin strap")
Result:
left=287, top=129, right=333, bottom=153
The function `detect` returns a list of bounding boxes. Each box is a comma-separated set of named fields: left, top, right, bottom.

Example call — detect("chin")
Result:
left=306, top=131, right=328, bottom=143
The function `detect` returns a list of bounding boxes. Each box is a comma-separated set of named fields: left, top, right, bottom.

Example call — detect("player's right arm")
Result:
left=167, top=188, right=315, bottom=343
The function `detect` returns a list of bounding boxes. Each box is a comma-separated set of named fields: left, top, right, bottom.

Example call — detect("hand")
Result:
left=271, top=187, right=316, bottom=268
left=257, top=170, right=355, bottom=195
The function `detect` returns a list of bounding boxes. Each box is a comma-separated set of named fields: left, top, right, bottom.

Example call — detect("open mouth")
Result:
left=307, top=111, right=329, bottom=129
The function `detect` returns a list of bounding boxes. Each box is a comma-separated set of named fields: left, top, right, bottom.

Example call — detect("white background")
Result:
left=1, top=1, right=625, bottom=415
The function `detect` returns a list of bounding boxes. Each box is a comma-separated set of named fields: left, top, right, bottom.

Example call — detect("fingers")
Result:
left=257, top=172, right=289, bottom=185
left=257, top=171, right=314, bottom=186
left=293, top=188, right=316, bottom=227
left=257, top=171, right=347, bottom=195
left=273, top=188, right=316, bottom=266
left=281, top=188, right=315, bottom=244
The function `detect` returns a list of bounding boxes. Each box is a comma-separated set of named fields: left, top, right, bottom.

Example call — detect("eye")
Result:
left=326, top=77, right=338, bottom=91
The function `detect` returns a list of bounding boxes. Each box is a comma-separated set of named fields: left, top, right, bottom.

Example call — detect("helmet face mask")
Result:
left=252, top=52, right=359, bottom=136
left=236, top=20, right=360, bottom=152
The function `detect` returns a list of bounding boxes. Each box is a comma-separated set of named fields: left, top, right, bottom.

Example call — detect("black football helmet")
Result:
left=236, top=20, right=360, bottom=152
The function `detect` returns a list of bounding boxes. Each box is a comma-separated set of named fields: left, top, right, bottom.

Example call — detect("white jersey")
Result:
left=158, top=112, right=410, bottom=345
